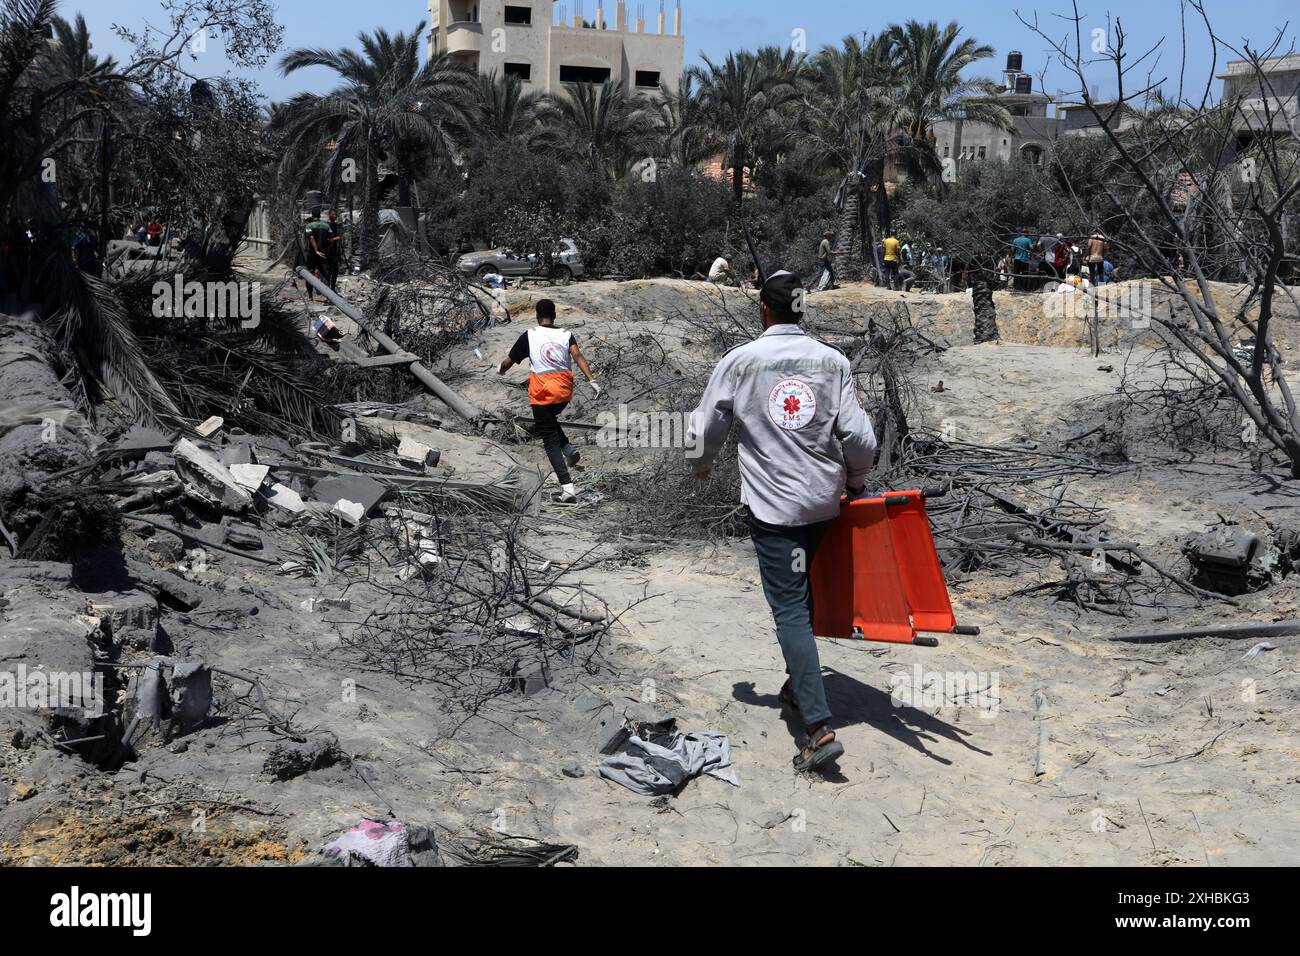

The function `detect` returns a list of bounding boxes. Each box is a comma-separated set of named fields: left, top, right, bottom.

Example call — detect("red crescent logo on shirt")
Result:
left=541, top=342, right=567, bottom=367
left=768, top=379, right=817, bottom=431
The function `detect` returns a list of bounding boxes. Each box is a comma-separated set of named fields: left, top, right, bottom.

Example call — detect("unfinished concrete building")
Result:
left=1217, top=53, right=1300, bottom=145
left=932, top=52, right=1063, bottom=176
left=426, top=0, right=685, bottom=96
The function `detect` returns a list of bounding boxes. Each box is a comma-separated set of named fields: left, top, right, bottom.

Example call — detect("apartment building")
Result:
left=427, top=0, right=685, bottom=96
left=1217, top=53, right=1300, bottom=141
left=931, top=52, right=1064, bottom=176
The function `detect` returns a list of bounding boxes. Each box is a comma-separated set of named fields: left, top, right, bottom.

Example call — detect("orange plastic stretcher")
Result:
left=810, top=488, right=979, bottom=647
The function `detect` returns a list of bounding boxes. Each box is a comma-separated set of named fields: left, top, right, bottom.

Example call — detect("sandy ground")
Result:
left=3, top=276, right=1298, bottom=866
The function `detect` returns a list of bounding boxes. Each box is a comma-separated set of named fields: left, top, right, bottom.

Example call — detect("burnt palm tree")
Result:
left=274, top=22, right=477, bottom=262
left=801, top=34, right=897, bottom=277
left=1, top=0, right=177, bottom=423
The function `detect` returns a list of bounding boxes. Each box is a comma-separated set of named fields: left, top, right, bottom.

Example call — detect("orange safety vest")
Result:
left=526, top=325, right=575, bottom=405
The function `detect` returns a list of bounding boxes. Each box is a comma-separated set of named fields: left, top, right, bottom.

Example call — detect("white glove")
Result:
left=589, top=381, right=602, bottom=397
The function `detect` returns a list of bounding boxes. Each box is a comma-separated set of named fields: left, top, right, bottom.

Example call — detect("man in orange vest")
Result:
left=498, top=299, right=600, bottom=502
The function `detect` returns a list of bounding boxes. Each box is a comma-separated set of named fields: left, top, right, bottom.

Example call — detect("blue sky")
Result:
left=70, top=0, right=1297, bottom=104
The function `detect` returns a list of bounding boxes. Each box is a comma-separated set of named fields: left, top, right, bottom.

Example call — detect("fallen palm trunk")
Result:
left=1011, top=532, right=1230, bottom=605
left=294, top=267, right=485, bottom=422
left=1109, top=620, right=1300, bottom=643
left=1, top=311, right=96, bottom=556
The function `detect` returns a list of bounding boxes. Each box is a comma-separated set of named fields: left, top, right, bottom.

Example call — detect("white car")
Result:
left=456, top=238, right=585, bottom=281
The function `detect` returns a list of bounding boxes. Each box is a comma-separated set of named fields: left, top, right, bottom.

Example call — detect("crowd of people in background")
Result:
left=661, top=224, right=1122, bottom=299
left=1006, top=227, right=1115, bottom=292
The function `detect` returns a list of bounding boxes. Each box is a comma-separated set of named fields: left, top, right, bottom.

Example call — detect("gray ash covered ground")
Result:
left=3, top=276, right=1299, bottom=865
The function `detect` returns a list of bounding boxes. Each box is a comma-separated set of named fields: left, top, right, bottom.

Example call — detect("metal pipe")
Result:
left=295, top=267, right=485, bottom=422
left=1109, top=620, right=1300, bottom=644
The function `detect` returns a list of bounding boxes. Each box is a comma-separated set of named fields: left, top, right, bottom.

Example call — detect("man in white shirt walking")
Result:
left=689, top=271, right=877, bottom=772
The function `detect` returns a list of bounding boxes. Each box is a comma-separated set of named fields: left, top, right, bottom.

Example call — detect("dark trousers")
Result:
left=1012, top=258, right=1029, bottom=291
left=749, top=515, right=834, bottom=726
left=326, top=256, right=340, bottom=290
left=306, top=252, right=328, bottom=297
left=532, top=402, right=572, bottom=484
left=817, top=256, right=835, bottom=288
left=883, top=260, right=899, bottom=290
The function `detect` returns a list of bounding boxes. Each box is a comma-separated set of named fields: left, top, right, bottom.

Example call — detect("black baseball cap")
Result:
left=760, top=269, right=804, bottom=314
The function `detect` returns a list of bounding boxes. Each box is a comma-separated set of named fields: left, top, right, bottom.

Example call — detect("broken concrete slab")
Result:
left=128, top=562, right=206, bottom=611
left=331, top=499, right=366, bottom=525
left=0, top=560, right=73, bottom=588
left=397, top=436, right=441, bottom=468
left=219, top=442, right=255, bottom=466
left=114, top=424, right=177, bottom=459
left=173, top=438, right=253, bottom=510
left=195, top=416, right=224, bottom=438
left=311, top=474, right=387, bottom=518
left=261, top=481, right=306, bottom=514
left=228, top=463, right=270, bottom=493
left=221, top=521, right=263, bottom=552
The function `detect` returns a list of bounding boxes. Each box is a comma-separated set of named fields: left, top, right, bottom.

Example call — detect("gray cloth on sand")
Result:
left=599, top=730, right=739, bottom=796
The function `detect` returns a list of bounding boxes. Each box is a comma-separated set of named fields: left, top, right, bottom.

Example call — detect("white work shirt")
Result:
left=688, top=324, right=877, bottom=526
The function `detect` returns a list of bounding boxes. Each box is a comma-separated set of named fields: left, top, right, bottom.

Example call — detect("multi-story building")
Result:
left=931, top=53, right=1063, bottom=176
left=1217, top=53, right=1300, bottom=143
left=426, top=1, right=685, bottom=96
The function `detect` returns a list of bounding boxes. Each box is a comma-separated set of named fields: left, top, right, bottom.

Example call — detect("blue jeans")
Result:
left=749, top=515, right=833, bottom=726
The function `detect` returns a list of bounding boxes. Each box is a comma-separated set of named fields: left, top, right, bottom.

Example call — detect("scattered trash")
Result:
left=300, top=597, right=352, bottom=612
left=599, top=720, right=739, bottom=796
left=320, top=819, right=440, bottom=868
left=312, top=315, right=344, bottom=341
left=263, top=735, right=349, bottom=781
left=1183, top=524, right=1264, bottom=596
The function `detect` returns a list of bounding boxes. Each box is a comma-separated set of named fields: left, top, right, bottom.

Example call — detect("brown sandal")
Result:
left=793, top=724, right=843, bottom=773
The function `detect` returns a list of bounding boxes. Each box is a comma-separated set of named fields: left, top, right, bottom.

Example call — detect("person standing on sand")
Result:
left=812, top=230, right=836, bottom=290
left=1086, top=231, right=1110, bottom=284
left=1011, top=228, right=1035, bottom=292
left=498, top=299, right=601, bottom=503
left=882, top=231, right=902, bottom=290
left=688, top=270, right=878, bottom=773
